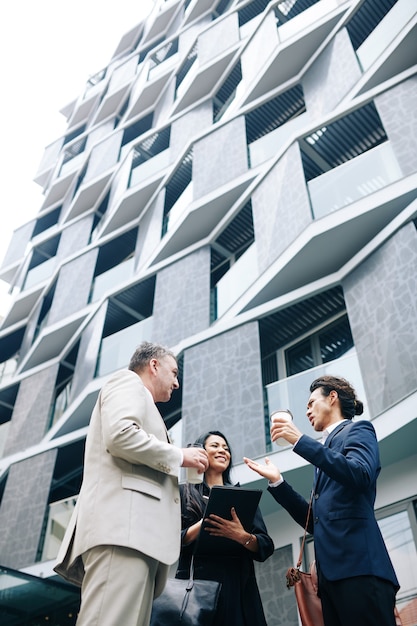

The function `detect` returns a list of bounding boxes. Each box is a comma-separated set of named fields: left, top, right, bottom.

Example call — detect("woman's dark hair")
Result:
left=310, top=375, right=364, bottom=419
left=182, top=431, right=233, bottom=519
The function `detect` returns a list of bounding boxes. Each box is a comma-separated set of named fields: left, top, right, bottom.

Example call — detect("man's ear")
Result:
left=329, top=390, right=338, bottom=404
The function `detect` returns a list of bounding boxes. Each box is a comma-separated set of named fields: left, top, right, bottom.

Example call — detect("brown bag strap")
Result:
left=297, top=492, right=313, bottom=568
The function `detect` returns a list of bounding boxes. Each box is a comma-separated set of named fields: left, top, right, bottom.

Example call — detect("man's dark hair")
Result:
left=310, top=375, right=364, bottom=419
left=128, top=341, right=176, bottom=373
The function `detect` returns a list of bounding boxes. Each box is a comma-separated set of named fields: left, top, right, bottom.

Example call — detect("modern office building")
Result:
left=0, top=0, right=416, bottom=623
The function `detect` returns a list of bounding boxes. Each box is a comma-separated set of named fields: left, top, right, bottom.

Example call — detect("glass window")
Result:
left=286, top=338, right=314, bottom=376
left=284, top=315, right=353, bottom=377
left=377, top=505, right=417, bottom=615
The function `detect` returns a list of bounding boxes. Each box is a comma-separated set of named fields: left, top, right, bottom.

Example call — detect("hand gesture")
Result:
left=243, top=456, right=281, bottom=483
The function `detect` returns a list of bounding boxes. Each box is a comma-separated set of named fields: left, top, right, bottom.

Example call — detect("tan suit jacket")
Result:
left=54, top=369, right=182, bottom=596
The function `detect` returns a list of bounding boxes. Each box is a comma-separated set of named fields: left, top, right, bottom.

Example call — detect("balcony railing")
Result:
left=266, top=350, right=368, bottom=446
left=24, top=257, right=56, bottom=290
left=0, top=357, right=18, bottom=386
left=48, top=382, right=72, bottom=431
left=214, top=243, right=258, bottom=319
left=96, top=316, right=154, bottom=378
left=90, top=257, right=135, bottom=303
left=308, top=141, right=402, bottom=219
left=0, top=421, right=11, bottom=459
left=276, top=0, right=333, bottom=43
left=162, top=182, right=193, bottom=236
left=356, top=0, right=415, bottom=71
left=248, top=112, right=309, bottom=168
left=40, top=496, right=78, bottom=562
left=129, top=148, right=170, bottom=188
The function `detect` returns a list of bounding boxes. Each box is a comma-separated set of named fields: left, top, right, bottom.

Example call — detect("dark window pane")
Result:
left=286, top=338, right=314, bottom=376
left=319, top=317, right=353, bottom=363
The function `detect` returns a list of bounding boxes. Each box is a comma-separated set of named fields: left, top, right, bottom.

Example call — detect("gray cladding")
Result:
left=169, top=101, right=213, bottom=163
left=375, top=76, right=417, bottom=177
left=251, top=142, right=312, bottom=274
left=343, top=223, right=417, bottom=416
left=84, top=130, right=124, bottom=182
left=192, top=117, right=248, bottom=198
left=47, top=248, right=98, bottom=325
left=56, top=215, right=95, bottom=262
left=0, top=449, right=57, bottom=569
left=255, top=544, right=299, bottom=626
left=303, top=29, right=362, bottom=118
left=3, top=363, right=59, bottom=456
left=151, top=247, right=211, bottom=346
left=181, top=323, right=265, bottom=459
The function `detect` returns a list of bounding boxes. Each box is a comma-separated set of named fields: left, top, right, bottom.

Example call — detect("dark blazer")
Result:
left=268, top=419, right=399, bottom=588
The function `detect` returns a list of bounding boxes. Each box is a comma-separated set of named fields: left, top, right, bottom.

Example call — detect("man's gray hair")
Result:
left=128, top=341, right=176, bottom=373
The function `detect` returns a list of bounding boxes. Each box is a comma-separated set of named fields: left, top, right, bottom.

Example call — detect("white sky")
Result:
left=0, top=0, right=155, bottom=316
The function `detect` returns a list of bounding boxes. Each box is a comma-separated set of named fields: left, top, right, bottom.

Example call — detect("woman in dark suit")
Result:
left=176, top=430, right=274, bottom=626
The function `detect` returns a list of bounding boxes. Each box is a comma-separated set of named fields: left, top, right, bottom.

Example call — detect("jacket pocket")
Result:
left=122, top=475, right=162, bottom=500
left=327, top=508, right=367, bottom=520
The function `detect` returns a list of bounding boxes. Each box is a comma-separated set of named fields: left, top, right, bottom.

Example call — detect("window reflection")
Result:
left=378, top=509, right=417, bottom=616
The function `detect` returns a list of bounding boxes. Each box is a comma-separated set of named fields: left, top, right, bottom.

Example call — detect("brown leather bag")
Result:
left=286, top=495, right=324, bottom=626
left=286, top=559, right=324, bottom=626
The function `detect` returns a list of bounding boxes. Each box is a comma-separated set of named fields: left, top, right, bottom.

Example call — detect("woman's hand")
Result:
left=243, top=456, right=281, bottom=483
left=204, top=508, right=257, bottom=551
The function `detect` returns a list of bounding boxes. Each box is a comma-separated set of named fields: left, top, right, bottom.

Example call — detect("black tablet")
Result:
left=195, top=485, right=263, bottom=556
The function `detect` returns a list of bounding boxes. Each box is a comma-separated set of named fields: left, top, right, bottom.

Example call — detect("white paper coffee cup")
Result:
left=186, top=466, right=204, bottom=484
left=186, top=443, right=204, bottom=484
left=270, top=409, right=293, bottom=446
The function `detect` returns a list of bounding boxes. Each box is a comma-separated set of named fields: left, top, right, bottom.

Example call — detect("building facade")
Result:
left=0, top=0, right=417, bottom=624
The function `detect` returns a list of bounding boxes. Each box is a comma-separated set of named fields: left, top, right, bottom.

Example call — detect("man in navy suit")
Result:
left=244, top=375, right=399, bottom=626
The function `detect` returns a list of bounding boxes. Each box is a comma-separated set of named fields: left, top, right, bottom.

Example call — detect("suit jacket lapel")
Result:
left=314, top=421, right=351, bottom=490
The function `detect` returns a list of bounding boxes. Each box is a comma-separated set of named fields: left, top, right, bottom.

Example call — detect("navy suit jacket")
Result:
left=268, top=419, right=399, bottom=588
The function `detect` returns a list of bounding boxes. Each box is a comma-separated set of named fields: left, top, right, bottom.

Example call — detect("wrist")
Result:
left=244, top=533, right=255, bottom=547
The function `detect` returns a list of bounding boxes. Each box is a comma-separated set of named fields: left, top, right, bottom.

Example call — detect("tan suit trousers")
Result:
left=77, top=545, right=159, bottom=626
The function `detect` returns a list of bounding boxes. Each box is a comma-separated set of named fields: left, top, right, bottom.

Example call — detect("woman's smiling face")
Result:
left=204, top=434, right=231, bottom=473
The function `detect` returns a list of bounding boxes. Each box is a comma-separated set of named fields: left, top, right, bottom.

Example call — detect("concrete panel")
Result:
left=303, top=28, right=362, bottom=119
left=56, top=214, right=94, bottom=262
left=0, top=450, right=57, bottom=569
left=375, top=76, right=417, bottom=177
left=170, top=101, right=213, bottom=163
left=47, top=249, right=98, bottom=325
left=343, top=222, right=417, bottom=415
left=151, top=247, right=210, bottom=346
left=193, top=116, right=248, bottom=198
left=3, top=363, right=59, bottom=456
left=181, top=322, right=266, bottom=459
left=255, top=544, right=299, bottom=626
left=252, top=142, right=311, bottom=273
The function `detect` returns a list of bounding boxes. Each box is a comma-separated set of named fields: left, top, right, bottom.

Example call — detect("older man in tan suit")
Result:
left=54, top=341, right=208, bottom=626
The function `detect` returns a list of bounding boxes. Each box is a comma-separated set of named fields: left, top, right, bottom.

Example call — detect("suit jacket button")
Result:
left=314, top=493, right=319, bottom=499
left=314, top=517, right=319, bottom=524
